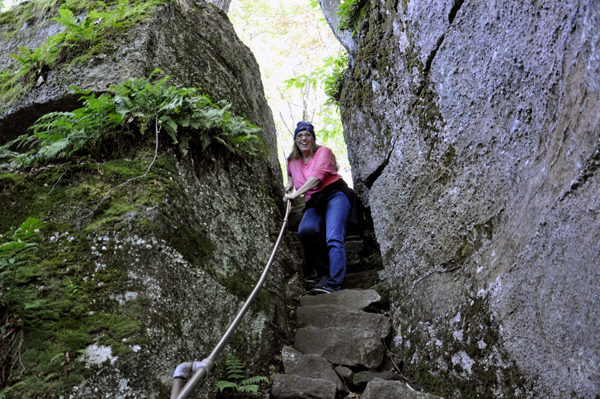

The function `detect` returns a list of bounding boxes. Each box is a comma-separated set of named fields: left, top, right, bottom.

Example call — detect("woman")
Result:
left=283, top=121, right=362, bottom=294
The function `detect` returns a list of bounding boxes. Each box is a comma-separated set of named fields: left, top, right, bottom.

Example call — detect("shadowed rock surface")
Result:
left=330, top=0, right=600, bottom=396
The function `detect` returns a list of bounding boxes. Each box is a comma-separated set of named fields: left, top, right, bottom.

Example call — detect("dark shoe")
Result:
left=310, top=286, right=335, bottom=295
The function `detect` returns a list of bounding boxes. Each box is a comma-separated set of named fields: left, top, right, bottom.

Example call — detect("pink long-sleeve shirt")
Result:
left=287, top=146, right=340, bottom=202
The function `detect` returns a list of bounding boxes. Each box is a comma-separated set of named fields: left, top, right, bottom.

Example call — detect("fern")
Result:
left=0, top=218, right=43, bottom=307
left=217, top=355, right=269, bottom=394
left=1, top=70, right=263, bottom=167
left=1, top=0, right=167, bottom=104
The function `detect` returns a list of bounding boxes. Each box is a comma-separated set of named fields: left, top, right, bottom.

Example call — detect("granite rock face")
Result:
left=0, top=0, right=300, bottom=397
left=0, top=0, right=278, bottom=184
left=331, top=0, right=600, bottom=397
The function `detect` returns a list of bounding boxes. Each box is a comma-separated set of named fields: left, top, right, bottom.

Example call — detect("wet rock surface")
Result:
left=333, top=0, right=600, bottom=396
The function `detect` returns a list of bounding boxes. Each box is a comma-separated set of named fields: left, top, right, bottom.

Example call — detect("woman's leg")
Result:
left=298, top=207, right=329, bottom=278
left=323, top=190, right=351, bottom=291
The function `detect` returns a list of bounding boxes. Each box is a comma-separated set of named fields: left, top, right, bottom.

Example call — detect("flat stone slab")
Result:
left=352, top=370, right=403, bottom=390
left=362, top=379, right=444, bottom=399
left=299, top=289, right=381, bottom=310
left=294, top=327, right=385, bottom=369
left=296, top=304, right=391, bottom=339
left=271, top=374, right=337, bottom=399
left=282, top=346, right=346, bottom=392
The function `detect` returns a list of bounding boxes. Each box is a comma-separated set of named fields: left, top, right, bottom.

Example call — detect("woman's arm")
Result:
left=285, top=175, right=294, bottom=193
left=283, top=176, right=321, bottom=201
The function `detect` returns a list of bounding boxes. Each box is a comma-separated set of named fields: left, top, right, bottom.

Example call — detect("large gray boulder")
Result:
left=0, top=0, right=280, bottom=186
left=0, top=0, right=300, bottom=398
left=328, top=0, right=600, bottom=397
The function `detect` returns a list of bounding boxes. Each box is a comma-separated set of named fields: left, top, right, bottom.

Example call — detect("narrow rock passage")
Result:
left=270, top=205, right=443, bottom=398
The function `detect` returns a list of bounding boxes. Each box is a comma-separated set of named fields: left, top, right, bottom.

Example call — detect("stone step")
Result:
left=351, top=370, right=403, bottom=390
left=299, top=289, right=382, bottom=310
left=361, top=379, right=444, bottom=399
left=271, top=374, right=337, bottom=399
left=296, top=304, right=391, bottom=338
left=294, top=326, right=385, bottom=369
left=281, top=346, right=347, bottom=393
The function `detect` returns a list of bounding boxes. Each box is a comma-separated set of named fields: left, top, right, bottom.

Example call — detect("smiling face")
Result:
left=295, top=131, right=315, bottom=155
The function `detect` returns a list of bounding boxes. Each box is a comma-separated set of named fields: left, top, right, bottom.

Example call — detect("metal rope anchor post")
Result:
left=171, top=199, right=292, bottom=399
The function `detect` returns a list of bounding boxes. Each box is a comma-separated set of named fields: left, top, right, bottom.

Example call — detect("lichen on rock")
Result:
left=331, top=0, right=600, bottom=397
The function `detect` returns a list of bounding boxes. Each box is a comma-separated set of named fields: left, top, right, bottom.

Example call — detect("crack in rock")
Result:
left=365, top=141, right=395, bottom=189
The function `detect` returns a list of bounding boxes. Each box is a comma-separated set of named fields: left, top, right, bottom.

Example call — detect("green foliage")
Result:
left=282, top=53, right=349, bottom=168
left=0, top=0, right=166, bottom=105
left=0, top=382, right=24, bottom=399
left=217, top=355, right=269, bottom=394
left=2, top=70, right=263, bottom=167
left=284, top=52, right=347, bottom=106
left=336, top=0, right=369, bottom=33
left=0, top=217, right=43, bottom=308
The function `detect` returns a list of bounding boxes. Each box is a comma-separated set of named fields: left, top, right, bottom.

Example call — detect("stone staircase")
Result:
left=269, top=204, right=443, bottom=398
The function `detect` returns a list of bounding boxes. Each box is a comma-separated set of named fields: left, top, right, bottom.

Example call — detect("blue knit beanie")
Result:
left=294, top=121, right=315, bottom=139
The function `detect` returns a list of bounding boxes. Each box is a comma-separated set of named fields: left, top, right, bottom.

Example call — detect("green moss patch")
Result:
left=0, top=146, right=176, bottom=397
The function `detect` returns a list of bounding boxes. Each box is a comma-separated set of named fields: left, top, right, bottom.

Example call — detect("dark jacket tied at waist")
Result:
left=304, top=179, right=364, bottom=236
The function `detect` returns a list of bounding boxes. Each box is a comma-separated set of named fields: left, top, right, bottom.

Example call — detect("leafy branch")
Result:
left=283, top=52, right=348, bottom=107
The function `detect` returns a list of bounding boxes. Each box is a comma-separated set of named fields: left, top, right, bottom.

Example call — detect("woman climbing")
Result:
left=283, top=121, right=362, bottom=294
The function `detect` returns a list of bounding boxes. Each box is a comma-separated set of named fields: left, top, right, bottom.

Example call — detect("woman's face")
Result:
left=296, top=131, right=314, bottom=154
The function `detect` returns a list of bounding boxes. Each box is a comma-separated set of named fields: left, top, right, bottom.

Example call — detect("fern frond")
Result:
left=241, top=376, right=269, bottom=385
left=216, top=381, right=238, bottom=393
left=237, top=384, right=259, bottom=393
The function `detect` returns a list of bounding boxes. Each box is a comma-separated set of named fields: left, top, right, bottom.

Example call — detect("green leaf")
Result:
left=50, top=353, right=64, bottom=363
left=241, top=376, right=269, bottom=385
left=238, top=384, right=259, bottom=393
left=217, top=381, right=238, bottom=392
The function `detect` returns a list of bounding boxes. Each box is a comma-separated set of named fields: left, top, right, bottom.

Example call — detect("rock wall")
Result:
left=0, top=0, right=299, bottom=397
left=335, top=0, right=600, bottom=397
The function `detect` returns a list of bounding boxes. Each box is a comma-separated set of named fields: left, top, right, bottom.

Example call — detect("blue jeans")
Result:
left=298, top=190, right=351, bottom=291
